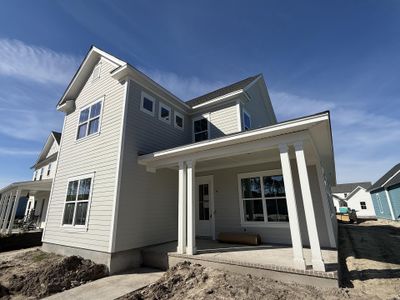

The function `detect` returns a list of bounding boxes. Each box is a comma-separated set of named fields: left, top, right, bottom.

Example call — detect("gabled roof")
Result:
left=31, top=132, right=61, bottom=169
left=186, top=75, right=260, bottom=108
left=331, top=182, right=371, bottom=194
left=52, top=131, right=61, bottom=144
left=368, top=163, right=400, bottom=192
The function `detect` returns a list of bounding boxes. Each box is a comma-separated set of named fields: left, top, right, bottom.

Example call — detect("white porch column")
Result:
left=294, top=142, right=326, bottom=271
left=385, top=190, right=396, bottom=220
left=7, top=189, right=21, bottom=234
left=0, top=194, right=7, bottom=229
left=279, top=144, right=306, bottom=270
left=177, top=162, right=187, bottom=254
left=316, top=163, right=337, bottom=248
left=1, top=192, right=15, bottom=233
left=186, top=160, right=196, bottom=255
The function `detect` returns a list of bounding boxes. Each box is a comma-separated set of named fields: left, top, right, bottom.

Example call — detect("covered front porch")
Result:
left=139, top=113, right=337, bottom=273
left=0, top=179, right=52, bottom=235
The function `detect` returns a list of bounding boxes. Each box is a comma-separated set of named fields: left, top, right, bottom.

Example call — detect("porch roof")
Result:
left=0, top=179, right=52, bottom=194
left=138, top=111, right=336, bottom=185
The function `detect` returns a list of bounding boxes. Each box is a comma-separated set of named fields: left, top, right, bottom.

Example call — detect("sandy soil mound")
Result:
left=119, top=261, right=361, bottom=300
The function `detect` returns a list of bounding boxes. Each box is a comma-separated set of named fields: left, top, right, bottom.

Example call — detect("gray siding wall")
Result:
left=192, top=101, right=240, bottom=140
left=114, top=80, right=191, bottom=252
left=241, top=82, right=276, bottom=130
left=43, top=58, right=125, bottom=252
left=197, top=162, right=331, bottom=248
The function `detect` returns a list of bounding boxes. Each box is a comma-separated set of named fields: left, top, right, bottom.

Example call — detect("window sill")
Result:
left=240, top=222, right=290, bottom=228
left=75, top=131, right=101, bottom=144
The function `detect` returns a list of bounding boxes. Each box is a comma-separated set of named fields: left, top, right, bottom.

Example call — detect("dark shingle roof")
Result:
left=52, top=131, right=62, bottom=144
left=368, top=163, right=400, bottom=192
left=185, top=75, right=260, bottom=108
left=331, top=182, right=371, bottom=193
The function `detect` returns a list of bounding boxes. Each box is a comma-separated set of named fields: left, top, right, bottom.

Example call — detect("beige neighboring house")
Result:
left=36, top=46, right=338, bottom=275
left=332, top=182, right=375, bottom=219
left=0, top=131, right=61, bottom=233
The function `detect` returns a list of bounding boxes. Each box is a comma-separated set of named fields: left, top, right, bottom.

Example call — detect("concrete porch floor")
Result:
left=142, top=239, right=338, bottom=288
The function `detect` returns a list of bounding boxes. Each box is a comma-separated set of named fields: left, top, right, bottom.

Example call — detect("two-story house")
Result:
left=0, top=131, right=61, bottom=233
left=41, top=46, right=337, bottom=276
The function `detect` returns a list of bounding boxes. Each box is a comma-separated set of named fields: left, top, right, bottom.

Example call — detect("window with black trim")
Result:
left=360, top=201, right=367, bottom=209
left=77, top=100, right=102, bottom=140
left=193, top=117, right=209, bottom=142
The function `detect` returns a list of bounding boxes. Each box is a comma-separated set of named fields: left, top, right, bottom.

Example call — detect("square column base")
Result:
left=293, top=257, right=306, bottom=270
left=186, top=246, right=197, bottom=255
left=312, top=259, right=326, bottom=272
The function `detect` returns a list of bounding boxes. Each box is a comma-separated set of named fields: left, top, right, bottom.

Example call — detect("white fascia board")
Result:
left=139, top=113, right=329, bottom=164
left=191, top=90, right=244, bottom=110
left=381, top=170, right=400, bottom=188
left=111, top=64, right=191, bottom=112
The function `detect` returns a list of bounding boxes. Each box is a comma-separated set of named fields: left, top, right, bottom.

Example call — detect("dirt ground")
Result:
left=121, top=219, right=400, bottom=300
left=0, top=248, right=108, bottom=299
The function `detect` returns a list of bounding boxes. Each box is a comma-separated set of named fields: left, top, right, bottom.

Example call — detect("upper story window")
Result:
left=77, top=99, right=103, bottom=140
left=33, top=171, right=37, bottom=181
left=47, top=163, right=52, bottom=176
left=238, top=172, right=288, bottom=225
left=193, top=116, right=209, bottom=142
left=174, top=111, right=184, bottom=130
left=92, top=62, right=101, bottom=81
left=39, top=168, right=44, bottom=180
left=140, top=92, right=155, bottom=116
left=62, top=175, right=93, bottom=227
left=243, top=110, right=251, bottom=131
left=158, top=103, right=171, bottom=124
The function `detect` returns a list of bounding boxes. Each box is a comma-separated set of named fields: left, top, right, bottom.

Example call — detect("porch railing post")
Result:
left=177, top=161, right=187, bottom=254
left=7, top=189, right=21, bottom=234
left=294, top=141, right=326, bottom=271
left=279, top=144, right=306, bottom=270
left=186, top=160, right=196, bottom=255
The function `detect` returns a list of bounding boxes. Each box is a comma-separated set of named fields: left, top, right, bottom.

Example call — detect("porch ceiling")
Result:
left=0, top=179, right=52, bottom=194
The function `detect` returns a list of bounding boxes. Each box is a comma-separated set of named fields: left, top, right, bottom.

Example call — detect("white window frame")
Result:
left=140, top=92, right=155, bottom=116
left=33, top=171, right=37, bottom=181
left=237, top=170, right=289, bottom=228
left=39, top=168, right=44, bottom=180
left=158, top=102, right=171, bottom=124
left=92, top=61, right=102, bottom=82
left=76, top=97, right=104, bottom=141
left=60, top=172, right=95, bottom=230
left=192, top=114, right=210, bottom=142
left=47, top=163, right=51, bottom=176
left=174, top=111, right=184, bottom=130
left=243, top=109, right=252, bottom=131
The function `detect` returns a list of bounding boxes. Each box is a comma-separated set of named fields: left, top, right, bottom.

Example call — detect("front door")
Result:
left=195, top=176, right=214, bottom=239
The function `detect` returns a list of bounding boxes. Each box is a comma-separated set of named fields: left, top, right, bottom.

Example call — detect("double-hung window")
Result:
left=159, top=103, right=171, bottom=123
left=77, top=100, right=102, bottom=140
left=39, top=168, right=44, bottom=180
left=174, top=111, right=184, bottom=130
left=47, top=163, right=52, bottom=176
left=193, top=116, right=209, bottom=142
left=62, top=176, right=93, bottom=227
left=243, top=110, right=251, bottom=131
left=239, top=171, right=288, bottom=225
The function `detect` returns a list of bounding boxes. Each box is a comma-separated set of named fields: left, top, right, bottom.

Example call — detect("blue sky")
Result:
left=0, top=0, right=399, bottom=188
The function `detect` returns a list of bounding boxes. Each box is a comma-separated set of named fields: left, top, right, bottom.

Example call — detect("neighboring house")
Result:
left=368, top=163, right=400, bottom=221
left=40, top=46, right=337, bottom=274
left=0, top=131, right=61, bottom=233
left=331, top=182, right=375, bottom=218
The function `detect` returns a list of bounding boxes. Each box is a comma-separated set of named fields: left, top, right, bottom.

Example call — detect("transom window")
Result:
left=62, top=176, right=93, bottom=226
left=193, top=116, right=209, bottom=142
left=158, top=103, right=171, bottom=123
left=77, top=100, right=102, bottom=140
left=243, top=110, right=251, bottom=131
left=174, top=111, right=184, bottom=130
left=140, top=92, right=155, bottom=116
left=239, top=172, right=288, bottom=224
left=360, top=201, right=367, bottom=210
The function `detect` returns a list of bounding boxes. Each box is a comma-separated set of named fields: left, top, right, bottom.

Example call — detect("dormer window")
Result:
left=92, top=62, right=101, bottom=81
left=140, top=92, right=155, bottom=116
left=159, top=103, right=171, bottom=124
left=77, top=99, right=103, bottom=140
left=243, top=110, right=251, bottom=131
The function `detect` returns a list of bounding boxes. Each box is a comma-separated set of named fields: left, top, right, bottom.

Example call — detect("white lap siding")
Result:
left=42, top=58, right=125, bottom=252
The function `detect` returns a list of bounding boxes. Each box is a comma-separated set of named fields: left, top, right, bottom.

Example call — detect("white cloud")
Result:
left=138, top=68, right=226, bottom=100
left=0, top=38, right=80, bottom=85
left=0, top=147, right=38, bottom=156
